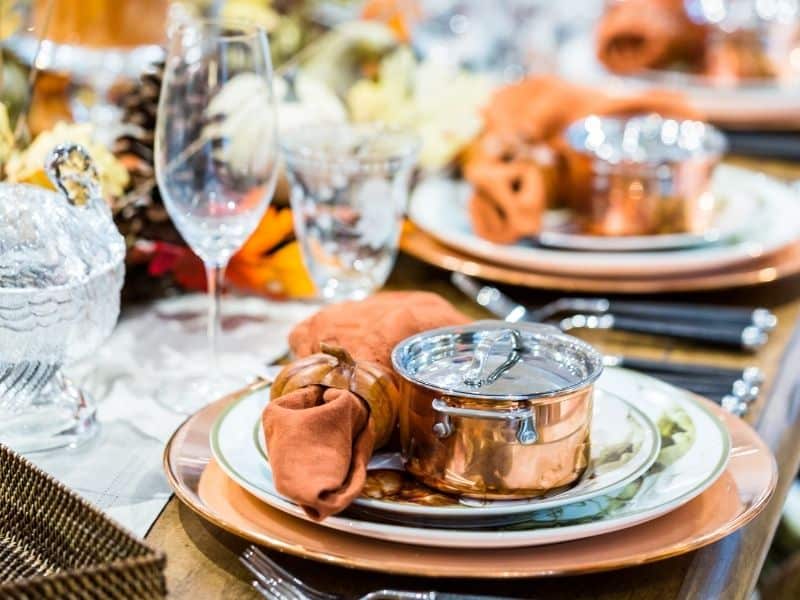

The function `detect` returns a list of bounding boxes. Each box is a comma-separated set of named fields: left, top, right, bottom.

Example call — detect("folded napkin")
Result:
left=466, top=156, right=549, bottom=244
left=265, top=293, right=470, bottom=520
left=288, top=291, right=471, bottom=367
left=595, top=0, right=706, bottom=75
left=463, top=76, right=702, bottom=243
left=479, top=76, right=598, bottom=144
left=262, top=385, right=374, bottom=520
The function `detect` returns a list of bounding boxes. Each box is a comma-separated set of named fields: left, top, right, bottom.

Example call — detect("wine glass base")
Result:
left=155, top=372, right=252, bottom=416
left=0, top=376, right=99, bottom=454
left=319, top=279, right=374, bottom=302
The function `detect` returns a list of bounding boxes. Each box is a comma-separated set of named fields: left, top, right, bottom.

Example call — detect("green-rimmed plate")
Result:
left=249, top=388, right=660, bottom=528
left=209, top=368, right=730, bottom=548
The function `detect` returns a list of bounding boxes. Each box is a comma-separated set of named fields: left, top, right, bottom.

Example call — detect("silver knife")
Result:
left=450, top=273, right=766, bottom=351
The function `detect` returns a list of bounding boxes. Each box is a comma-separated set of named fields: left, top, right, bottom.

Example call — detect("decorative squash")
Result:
left=271, top=344, right=400, bottom=448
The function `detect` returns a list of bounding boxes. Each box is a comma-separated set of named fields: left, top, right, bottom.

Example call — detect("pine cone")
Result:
left=112, top=62, right=183, bottom=248
left=113, top=62, right=185, bottom=302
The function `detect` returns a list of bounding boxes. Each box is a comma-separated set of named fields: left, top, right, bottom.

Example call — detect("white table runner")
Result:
left=29, top=294, right=317, bottom=538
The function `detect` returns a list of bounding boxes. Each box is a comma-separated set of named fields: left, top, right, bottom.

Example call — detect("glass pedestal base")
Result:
left=155, top=372, right=252, bottom=416
left=0, top=374, right=98, bottom=454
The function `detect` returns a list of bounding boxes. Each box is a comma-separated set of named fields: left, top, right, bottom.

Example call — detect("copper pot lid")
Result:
left=391, top=320, right=604, bottom=401
left=565, top=114, right=727, bottom=166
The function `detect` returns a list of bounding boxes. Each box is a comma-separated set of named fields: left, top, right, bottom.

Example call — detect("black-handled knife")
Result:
left=604, top=355, right=763, bottom=383
left=602, top=300, right=776, bottom=330
left=562, top=314, right=766, bottom=351
left=723, top=130, right=800, bottom=161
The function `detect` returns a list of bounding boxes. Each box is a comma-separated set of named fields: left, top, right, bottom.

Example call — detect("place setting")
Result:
left=402, top=81, right=800, bottom=293
left=164, top=298, right=776, bottom=578
left=555, top=0, right=800, bottom=127
left=2, top=2, right=800, bottom=600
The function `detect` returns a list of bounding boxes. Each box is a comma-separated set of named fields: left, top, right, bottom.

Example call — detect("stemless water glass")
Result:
left=281, top=124, right=419, bottom=301
left=154, top=19, right=278, bottom=412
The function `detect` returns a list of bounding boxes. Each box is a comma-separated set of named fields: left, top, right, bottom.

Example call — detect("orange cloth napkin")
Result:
left=595, top=0, right=706, bottom=75
left=264, top=292, right=470, bottom=520
left=289, top=291, right=471, bottom=367
left=463, top=76, right=703, bottom=243
left=262, top=385, right=374, bottom=520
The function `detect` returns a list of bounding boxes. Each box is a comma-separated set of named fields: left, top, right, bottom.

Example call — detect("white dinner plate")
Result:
left=408, top=166, right=800, bottom=277
left=251, top=387, right=659, bottom=527
left=414, top=175, right=758, bottom=253
left=557, top=33, right=800, bottom=126
left=210, top=368, right=730, bottom=548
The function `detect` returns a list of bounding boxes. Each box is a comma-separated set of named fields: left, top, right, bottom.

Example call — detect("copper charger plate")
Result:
left=163, top=382, right=776, bottom=578
left=399, top=224, right=800, bottom=294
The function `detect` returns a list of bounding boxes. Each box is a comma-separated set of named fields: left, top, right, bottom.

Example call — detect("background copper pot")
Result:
left=564, top=114, right=727, bottom=236
left=391, top=321, right=604, bottom=500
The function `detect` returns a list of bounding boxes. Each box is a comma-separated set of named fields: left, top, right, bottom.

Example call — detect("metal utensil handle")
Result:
left=609, top=355, right=763, bottom=382
left=607, top=300, right=775, bottom=330
left=463, top=328, right=524, bottom=388
left=432, top=398, right=534, bottom=421
left=564, top=315, right=765, bottom=351
left=431, top=398, right=537, bottom=444
left=609, top=316, right=765, bottom=351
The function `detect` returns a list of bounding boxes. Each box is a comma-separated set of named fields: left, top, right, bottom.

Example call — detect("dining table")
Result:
left=144, top=157, right=800, bottom=600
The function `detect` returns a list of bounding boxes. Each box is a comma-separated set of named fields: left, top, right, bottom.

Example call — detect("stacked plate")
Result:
left=556, top=33, right=800, bottom=128
left=404, top=165, right=800, bottom=293
left=200, top=368, right=768, bottom=554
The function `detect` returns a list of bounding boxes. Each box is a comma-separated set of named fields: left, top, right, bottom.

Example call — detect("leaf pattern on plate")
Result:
left=357, top=406, right=695, bottom=531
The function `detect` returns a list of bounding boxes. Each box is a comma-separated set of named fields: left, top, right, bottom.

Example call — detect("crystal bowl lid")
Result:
left=0, top=182, right=125, bottom=290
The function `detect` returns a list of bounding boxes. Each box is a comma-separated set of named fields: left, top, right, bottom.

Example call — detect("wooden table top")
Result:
left=147, top=159, right=800, bottom=600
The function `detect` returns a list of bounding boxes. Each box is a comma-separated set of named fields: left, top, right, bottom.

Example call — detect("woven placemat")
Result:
left=0, top=444, right=166, bottom=599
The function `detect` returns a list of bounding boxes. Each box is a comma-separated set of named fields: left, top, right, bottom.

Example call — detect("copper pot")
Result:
left=564, top=115, right=727, bottom=236
left=391, top=321, right=604, bottom=500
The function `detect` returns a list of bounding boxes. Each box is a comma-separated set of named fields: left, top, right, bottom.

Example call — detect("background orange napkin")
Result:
left=464, top=76, right=703, bottom=244
left=596, top=0, right=707, bottom=75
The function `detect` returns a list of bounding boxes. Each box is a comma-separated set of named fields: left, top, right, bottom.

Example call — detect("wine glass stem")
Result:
left=205, top=263, right=227, bottom=374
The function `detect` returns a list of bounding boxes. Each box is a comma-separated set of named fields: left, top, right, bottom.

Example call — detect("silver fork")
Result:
left=240, top=546, right=517, bottom=600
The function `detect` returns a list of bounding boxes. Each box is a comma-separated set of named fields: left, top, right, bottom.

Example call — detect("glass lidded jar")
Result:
left=0, top=144, right=125, bottom=453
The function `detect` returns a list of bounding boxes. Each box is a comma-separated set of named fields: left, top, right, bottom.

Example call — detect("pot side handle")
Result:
left=431, top=397, right=538, bottom=445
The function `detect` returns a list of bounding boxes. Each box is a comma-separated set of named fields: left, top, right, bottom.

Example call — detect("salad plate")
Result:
left=208, top=368, right=728, bottom=548
left=228, top=387, right=660, bottom=528
left=408, top=166, right=800, bottom=278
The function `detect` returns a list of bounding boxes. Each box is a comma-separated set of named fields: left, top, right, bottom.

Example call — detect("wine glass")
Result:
left=154, top=19, right=279, bottom=413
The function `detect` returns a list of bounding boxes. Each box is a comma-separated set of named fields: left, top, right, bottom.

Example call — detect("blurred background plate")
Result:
left=399, top=224, right=800, bottom=294
left=412, top=175, right=760, bottom=253
left=408, top=166, right=800, bottom=278
left=557, top=34, right=800, bottom=128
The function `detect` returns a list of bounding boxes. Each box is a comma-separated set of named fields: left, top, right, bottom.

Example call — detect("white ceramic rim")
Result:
left=210, top=368, right=731, bottom=549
